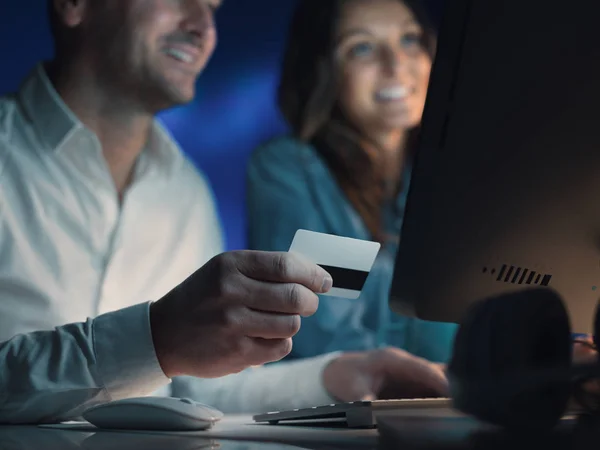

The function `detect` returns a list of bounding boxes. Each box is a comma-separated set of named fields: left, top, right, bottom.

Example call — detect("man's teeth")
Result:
left=376, top=86, right=409, bottom=100
left=164, top=48, right=193, bottom=63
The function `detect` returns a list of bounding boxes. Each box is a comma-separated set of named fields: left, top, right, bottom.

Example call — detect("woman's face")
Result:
left=335, top=0, right=432, bottom=135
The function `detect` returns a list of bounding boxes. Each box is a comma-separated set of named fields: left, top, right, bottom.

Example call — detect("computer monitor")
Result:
left=389, top=0, right=600, bottom=334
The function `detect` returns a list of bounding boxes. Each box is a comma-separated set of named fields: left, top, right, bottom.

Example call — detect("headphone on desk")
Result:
left=447, top=287, right=600, bottom=430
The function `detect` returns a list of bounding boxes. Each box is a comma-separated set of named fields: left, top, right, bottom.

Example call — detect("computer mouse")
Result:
left=82, top=396, right=224, bottom=432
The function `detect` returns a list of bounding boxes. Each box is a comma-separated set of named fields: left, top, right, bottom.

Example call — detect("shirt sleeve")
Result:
left=170, top=352, right=341, bottom=413
left=246, top=138, right=383, bottom=357
left=0, top=302, right=170, bottom=424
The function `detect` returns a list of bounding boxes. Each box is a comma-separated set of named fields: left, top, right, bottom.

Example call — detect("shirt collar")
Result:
left=145, top=120, right=183, bottom=175
left=18, top=64, right=81, bottom=152
left=17, top=63, right=183, bottom=176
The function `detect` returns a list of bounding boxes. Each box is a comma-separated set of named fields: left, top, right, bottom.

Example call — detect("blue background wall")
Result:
left=0, top=0, right=443, bottom=251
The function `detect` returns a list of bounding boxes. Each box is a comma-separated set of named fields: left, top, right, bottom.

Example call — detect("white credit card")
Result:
left=288, top=229, right=381, bottom=299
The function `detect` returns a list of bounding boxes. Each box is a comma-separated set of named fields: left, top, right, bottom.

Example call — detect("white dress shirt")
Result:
left=0, top=65, right=337, bottom=424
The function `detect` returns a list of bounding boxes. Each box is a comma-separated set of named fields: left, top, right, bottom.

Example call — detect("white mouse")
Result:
left=82, top=396, right=224, bottom=431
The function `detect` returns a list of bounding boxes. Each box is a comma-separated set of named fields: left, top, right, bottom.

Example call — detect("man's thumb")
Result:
left=353, top=375, right=379, bottom=402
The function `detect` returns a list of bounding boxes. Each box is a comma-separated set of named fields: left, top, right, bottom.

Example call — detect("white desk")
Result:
left=4, top=413, right=594, bottom=450
left=0, top=415, right=379, bottom=450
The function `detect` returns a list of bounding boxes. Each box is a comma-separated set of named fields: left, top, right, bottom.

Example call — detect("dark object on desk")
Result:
left=448, top=288, right=600, bottom=431
left=377, top=414, right=578, bottom=450
left=448, top=288, right=572, bottom=429
left=253, top=398, right=452, bottom=428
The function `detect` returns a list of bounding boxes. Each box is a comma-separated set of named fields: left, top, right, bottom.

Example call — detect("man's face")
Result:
left=77, top=0, right=220, bottom=111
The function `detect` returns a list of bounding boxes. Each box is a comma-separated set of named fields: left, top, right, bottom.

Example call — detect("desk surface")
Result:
left=1, top=415, right=379, bottom=450
left=2, top=413, right=600, bottom=450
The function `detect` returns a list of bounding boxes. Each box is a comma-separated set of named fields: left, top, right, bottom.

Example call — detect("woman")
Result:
left=246, top=0, right=457, bottom=363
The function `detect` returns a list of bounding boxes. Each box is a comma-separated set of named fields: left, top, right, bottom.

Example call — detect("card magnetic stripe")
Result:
left=317, top=265, right=370, bottom=292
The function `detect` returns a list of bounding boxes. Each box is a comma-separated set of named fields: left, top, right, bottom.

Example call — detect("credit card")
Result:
left=288, top=229, right=381, bottom=299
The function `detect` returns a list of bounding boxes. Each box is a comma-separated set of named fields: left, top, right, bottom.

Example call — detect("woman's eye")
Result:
left=348, top=42, right=374, bottom=58
left=401, top=32, right=422, bottom=48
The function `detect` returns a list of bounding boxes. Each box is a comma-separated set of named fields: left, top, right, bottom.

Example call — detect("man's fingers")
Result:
left=235, top=251, right=333, bottom=293
left=410, top=360, right=449, bottom=396
left=379, top=348, right=449, bottom=397
left=353, top=375, right=378, bottom=401
left=232, top=308, right=302, bottom=339
left=239, top=278, right=320, bottom=317
left=246, top=337, right=294, bottom=365
left=573, top=336, right=597, bottom=364
left=572, top=336, right=600, bottom=394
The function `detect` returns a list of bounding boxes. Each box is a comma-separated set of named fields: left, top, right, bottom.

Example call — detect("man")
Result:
left=0, top=0, right=447, bottom=423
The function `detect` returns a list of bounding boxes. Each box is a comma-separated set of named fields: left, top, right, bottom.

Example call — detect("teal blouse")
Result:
left=246, top=136, right=458, bottom=363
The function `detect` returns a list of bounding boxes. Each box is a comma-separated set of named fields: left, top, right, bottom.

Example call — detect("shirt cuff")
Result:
left=288, top=351, right=342, bottom=407
left=92, top=302, right=170, bottom=400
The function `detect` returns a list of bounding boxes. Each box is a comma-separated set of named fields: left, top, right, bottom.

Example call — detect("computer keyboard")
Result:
left=253, top=397, right=452, bottom=428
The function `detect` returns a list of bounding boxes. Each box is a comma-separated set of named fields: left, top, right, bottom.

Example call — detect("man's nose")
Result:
left=181, top=0, right=216, bottom=37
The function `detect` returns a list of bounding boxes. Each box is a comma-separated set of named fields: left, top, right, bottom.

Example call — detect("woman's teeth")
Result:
left=375, top=86, right=409, bottom=101
left=164, top=48, right=194, bottom=63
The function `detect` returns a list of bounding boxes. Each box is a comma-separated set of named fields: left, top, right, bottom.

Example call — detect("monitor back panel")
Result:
left=391, top=0, right=600, bottom=333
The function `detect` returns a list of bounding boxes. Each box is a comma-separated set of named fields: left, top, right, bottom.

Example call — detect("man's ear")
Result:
left=51, top=0, right=88, bottom=29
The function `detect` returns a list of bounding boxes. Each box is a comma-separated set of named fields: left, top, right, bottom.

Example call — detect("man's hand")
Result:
left=322, top=347, right=449, bottom=402
left=573, top=335, right=597, bottom=364
left=149, top=251, right=333, bottom=378
left=573, top=335, right=600, bottom=395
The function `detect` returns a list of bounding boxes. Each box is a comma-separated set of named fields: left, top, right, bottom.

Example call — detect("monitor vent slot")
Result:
left=482, top=264, right=552, bottom=286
